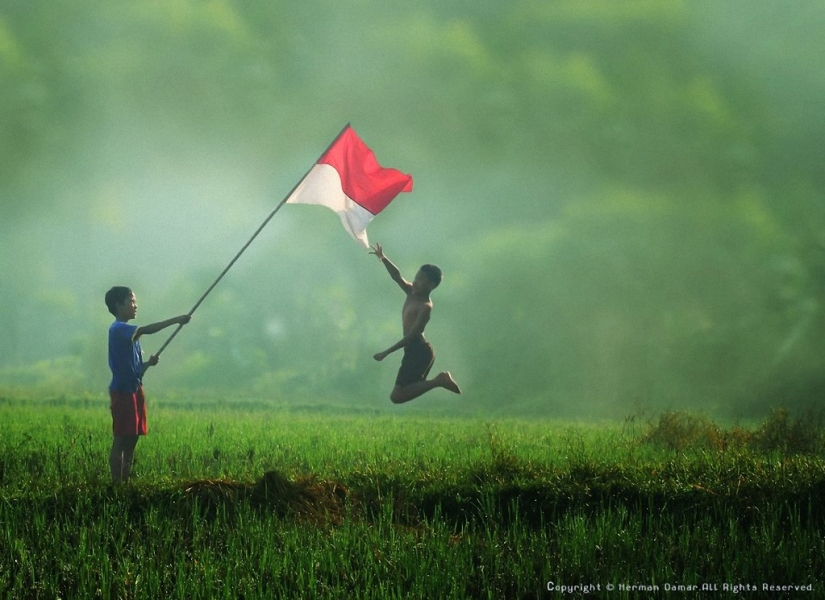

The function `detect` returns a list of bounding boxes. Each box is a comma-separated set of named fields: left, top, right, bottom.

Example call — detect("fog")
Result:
left=1, top=1, right=823, bottom=418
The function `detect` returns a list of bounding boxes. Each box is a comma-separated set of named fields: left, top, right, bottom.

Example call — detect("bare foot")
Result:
left=438, top=371, right=462, bottom=394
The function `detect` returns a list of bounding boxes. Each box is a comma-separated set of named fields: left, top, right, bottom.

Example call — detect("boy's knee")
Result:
left=390, top=387, right=405, bottom=404
left=113, top=435, right=139, bottom=451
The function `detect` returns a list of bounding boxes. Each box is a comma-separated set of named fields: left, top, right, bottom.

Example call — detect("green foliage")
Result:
left=642, top=411, right=728, bottom=452
left=751, top=408, right=825, bottom=455
left=1, top=0, right=824, bottom=418
left=642, top=408, right=825, bottom=457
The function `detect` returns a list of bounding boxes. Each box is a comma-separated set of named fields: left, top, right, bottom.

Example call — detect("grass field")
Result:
left=1, top=395, right=824, bottom=598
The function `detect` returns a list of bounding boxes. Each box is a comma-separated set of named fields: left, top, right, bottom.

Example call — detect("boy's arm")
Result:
left=136, top=315, right=190, bottom=374
left=134, top=314, right=191, bottom=339
left=370, top=243, right=412, bottom=294
left=374, top=305, right=431, bottom=361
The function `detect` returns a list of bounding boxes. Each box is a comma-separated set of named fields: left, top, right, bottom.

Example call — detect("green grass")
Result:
left=1, top=397, right=824, bottom=598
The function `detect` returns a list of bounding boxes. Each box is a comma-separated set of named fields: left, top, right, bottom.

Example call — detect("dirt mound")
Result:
left=181, top=470, right=349, bottom=524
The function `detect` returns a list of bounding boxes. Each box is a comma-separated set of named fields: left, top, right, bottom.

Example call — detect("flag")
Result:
left=286, top=125, right=413, bottom=247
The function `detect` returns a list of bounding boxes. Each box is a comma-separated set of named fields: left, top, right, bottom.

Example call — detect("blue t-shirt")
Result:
left=108, top=321, right=143, bottom=392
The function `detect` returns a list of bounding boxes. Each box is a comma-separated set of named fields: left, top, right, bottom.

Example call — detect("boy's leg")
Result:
left=120, top=435, right=139, bottom=481
left=391, top=341, right=461, bottom=403
left=390, top=372, right=461, bottom=404
left=109, top=386, right=146, bottom=483
left=109, top=435, right=139, bottom=483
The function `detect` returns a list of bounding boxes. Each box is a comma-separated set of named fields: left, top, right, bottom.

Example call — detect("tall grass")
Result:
left=1, top=398, right=824, bottom=598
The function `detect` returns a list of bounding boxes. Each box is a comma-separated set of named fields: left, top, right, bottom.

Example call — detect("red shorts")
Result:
left=110, top=386, right=148, bottom=436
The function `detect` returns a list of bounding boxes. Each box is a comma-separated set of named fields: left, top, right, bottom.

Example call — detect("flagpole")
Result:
left=153, top=123, right=352, bottom=359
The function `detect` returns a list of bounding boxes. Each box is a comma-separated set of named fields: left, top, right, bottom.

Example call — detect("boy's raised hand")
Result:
left=369, top=243, right=385, bottom=262
left=178, top=315, right=192, bottom=325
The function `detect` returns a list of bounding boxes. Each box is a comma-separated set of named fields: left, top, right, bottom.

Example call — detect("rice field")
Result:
left=1, top=395, right=824, bottom=598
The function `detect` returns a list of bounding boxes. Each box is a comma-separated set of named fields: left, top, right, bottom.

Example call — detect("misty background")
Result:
left=1, top=1, right=823, bottom=419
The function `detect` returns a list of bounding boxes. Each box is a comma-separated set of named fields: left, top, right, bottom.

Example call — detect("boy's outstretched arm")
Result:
left=135, top=314, right=191, bottom=338
left=136, top=315, right=191, bottom=375
left=370, top=243, right=412, bottom=294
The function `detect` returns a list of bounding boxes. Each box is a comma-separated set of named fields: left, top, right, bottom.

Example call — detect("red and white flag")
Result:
left=286, top=125, right=413, bottom=247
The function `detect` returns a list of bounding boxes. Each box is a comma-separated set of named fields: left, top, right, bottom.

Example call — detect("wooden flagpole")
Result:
left=153, top=123, right=352, bottom=358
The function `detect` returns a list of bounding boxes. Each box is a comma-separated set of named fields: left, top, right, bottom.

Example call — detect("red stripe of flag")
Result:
left=319, top=125, right=413, bottom=216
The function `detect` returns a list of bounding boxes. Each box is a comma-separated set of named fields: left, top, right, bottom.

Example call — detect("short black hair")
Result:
left=105, top=286, right=132, bottom=316
left=419, top=264, right=442, bottom=288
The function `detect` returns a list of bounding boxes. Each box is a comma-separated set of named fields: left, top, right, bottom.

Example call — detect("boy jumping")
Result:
left=104, top=286, right=190, bottom=483
left=370, top=243, right=461, bottom=403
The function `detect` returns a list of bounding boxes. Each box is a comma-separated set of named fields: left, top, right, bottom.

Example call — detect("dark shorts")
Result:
left=110, top=385, right=148, bottom=436
left=395, top=339, right=435, bottom=387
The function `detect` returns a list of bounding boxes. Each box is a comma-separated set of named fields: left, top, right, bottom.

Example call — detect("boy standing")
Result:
left=104, top=286, right=190, bottom=483
left=370, top=243, right=461, bottom=403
